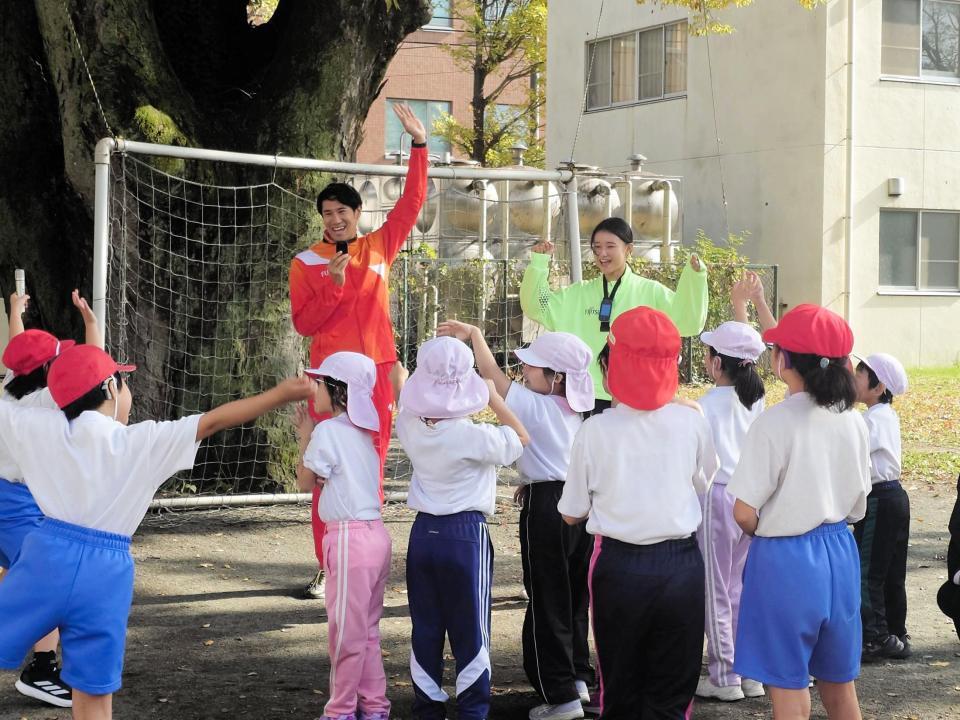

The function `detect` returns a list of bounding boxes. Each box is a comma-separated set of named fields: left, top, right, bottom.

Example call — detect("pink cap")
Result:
left=305, top=352, right=380, bottom=432
left=514, top=332, right=595, bottom=413
left=400, top=337, right=489, bottom=419
left=700, top=321, right=766, bottom=362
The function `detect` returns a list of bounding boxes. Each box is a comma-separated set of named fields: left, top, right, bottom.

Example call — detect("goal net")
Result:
left=103, top=147, right=568, bottom=502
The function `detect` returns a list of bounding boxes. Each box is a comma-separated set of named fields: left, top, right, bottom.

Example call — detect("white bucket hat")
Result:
left=514, top=332, right=595, bottom=413
left=304, top=351, right=379, bottom=432
left=700, top=321, right=766, bottom=362
left=860, top=352, right=908, bottom=396
left=400, top=336, right=489, bottom=419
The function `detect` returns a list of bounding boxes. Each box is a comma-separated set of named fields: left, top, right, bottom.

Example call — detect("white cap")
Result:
left=861, top=353, right=908, bottom=396
left=513, top=332, right=595, bottom=413
left=700, top=321, right=766, bottom=362
left=305, top=352, right=380, bottom=431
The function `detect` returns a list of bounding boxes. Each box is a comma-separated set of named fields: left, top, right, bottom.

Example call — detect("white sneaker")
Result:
left=741, top=678, right=765, bottom=698
left=529, top=700, right=585, bottom=720
left=303, top=569, right=325, bottom=599
left=695, top=677, right=745, bottom=702
left=574, top=680, right=590, bottom=704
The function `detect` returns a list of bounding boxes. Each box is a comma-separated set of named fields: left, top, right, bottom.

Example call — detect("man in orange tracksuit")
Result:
left=290, top=104, right=427, bottom=599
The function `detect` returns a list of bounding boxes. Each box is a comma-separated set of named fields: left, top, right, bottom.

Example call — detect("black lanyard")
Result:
left=599, top=275, right=622, bottom=331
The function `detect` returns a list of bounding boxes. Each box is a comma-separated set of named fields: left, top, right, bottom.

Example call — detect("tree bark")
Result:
left=0, top=0, right=430, bottom=490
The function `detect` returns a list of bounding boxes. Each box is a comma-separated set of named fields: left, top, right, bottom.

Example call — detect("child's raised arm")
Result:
left=485, top=378, right=530, bottom=446
left=437, top=320, right=511, bottom=398
left=72, top=290, right=103, bottom=348
left=197, top=376, right=314, bottom=441
left=7, top=292, right=29, bottom=340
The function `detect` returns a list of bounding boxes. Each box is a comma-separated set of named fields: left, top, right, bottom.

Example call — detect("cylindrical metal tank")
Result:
left=441, top=178, right=499, bottom=234
left=616, top=179, right=680, bottom=241
left=577, top=177, right=620, bottom=238
left=355, top=179, right=379, bottom=235
left=416, top=178, right=440, bottom=234
left=507, top=180, right=561, bottom=235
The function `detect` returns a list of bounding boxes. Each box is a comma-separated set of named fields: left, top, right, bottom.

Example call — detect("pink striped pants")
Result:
left=322, top=519, right=392, bottom=719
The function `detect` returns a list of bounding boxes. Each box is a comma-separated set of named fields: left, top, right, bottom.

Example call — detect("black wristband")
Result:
left=411, top=141, right=427, bottom=148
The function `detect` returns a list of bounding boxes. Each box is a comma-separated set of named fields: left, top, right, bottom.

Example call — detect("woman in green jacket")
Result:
left=520, top=217, right=709, bottom=413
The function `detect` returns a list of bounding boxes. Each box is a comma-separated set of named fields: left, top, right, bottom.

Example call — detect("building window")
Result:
left=585, top=22, right=687, bottom=111
left=385, top=99, right=452, bottom=157
left=882, top=0, right=960, bottom=81
left=424, top=0, right=452, bottom=29
left=880, top=209, right=960, bottom=290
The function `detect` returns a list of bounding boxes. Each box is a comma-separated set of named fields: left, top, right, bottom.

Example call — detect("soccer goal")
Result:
left=91, top=138, right=582, bottom=508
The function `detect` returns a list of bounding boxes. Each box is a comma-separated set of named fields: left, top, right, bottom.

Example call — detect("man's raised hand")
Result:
left=392, top=103, right=427, bottom=146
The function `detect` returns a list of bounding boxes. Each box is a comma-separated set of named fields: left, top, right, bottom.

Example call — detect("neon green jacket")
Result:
left=520, top=253, right=709, bottom=400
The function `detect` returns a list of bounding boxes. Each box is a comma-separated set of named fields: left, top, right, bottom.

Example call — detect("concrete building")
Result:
left=548, top=0, right=960, bottom=366
left=357, top=1, right=532, bottom=165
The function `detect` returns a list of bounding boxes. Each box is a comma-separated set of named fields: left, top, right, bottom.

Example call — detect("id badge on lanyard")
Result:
left=599, top=276, right=621, bottom=332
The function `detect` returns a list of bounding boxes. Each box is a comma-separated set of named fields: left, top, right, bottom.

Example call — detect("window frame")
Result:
left=879, top=208, right=960, bottom=294
left=881, top=0, right=960, bottom=85
left=383, top=98, right=453, bottom=158
left=584, top=20, right=688, bottom=112
left=422, top=0, right=453, bottom=31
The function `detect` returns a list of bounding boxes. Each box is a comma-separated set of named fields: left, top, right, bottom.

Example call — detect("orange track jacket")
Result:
left=289, top=147, right=428, bottom=366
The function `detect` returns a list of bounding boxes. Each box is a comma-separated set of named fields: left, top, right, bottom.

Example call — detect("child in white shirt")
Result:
left=395, top=336, right=528, bottom=720
left=694, top=320, right=767, bottom=703
left=294, top=351, right=392, bottom=720
left=728, top=304, right=871, bottom=720
left=0, top=289, right=101, bottom=709
left=559, top=307, right=718, bottom=720
left=0, top=344, right=312, bottom=720
left=438, top=321, right=596, bottom=720
left=852, top=353, right=912, bottom=662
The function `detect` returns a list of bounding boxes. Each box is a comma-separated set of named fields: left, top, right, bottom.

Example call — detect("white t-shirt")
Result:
left=0, top=387, right=58, bottom=483
left=863, top=403, right=902, bottom=484
left=727, top=392, right=871, bottom=537
left=505, top=382, right=582, bottom=483
left=0, top=404, right=201, bottom=536
left=698, top=386, right=764, bottom=485
left=558, top=403, right=718, bottom=546
left=303, top=414, right=381, bottom=522
left=396, top=408, right=523, bottom=516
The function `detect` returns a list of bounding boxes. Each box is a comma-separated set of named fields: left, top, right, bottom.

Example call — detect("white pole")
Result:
left=542, top=182, right=553, bottom=243
left=92, top=138, right=115, bottom=347
left=565, top=175, right=583, bottom=283
left=843, top=0, right=857, bottom=320
left=148, top=491, right=408, bottom=511
left=110, top=138, right=573, bottom=183
left=660, top=180, right=674, bottom=263
left=500, top=180, right=511, bottom=261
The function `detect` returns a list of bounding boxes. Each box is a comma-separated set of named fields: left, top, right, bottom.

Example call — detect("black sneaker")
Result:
left=893, top=633, right=913, bottom=659
left=862, top=634, right=906, bottom=663
left=15, top=656, right=73, bottom=708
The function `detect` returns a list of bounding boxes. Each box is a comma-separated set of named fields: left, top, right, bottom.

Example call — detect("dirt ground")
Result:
left=3, top=481, right=960, bottom=720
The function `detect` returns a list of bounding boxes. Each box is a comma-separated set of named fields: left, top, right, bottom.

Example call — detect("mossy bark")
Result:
left=0, top=0, right=430, bottom=490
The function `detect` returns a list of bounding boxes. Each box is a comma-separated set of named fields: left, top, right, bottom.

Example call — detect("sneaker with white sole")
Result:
left=529, top=699, right=585, bottom=720
left=740, top=678, right=765, bottom=698
left=16, top=654, right=72, bottom=708
left=695, top=676, right=744, bottom=702
left=303, top=569, right=326, bottom=599
left=574, top=680, right=590, bottom=704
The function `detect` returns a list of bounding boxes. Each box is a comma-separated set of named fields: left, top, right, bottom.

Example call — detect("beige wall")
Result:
left=548, top=0, right=830, bottom=312
left=548, top=0, right=960, bottom=366
left=841, top=0, right=960, bottom=365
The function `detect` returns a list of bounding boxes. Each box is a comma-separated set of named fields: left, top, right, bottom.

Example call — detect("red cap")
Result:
left=762, top=304, right=853, bottom=357
left=47, top=345, right=136, bottom=409
left=2, top=330, right=75, bottom=376
left=607, top=307, right=680, bottom=410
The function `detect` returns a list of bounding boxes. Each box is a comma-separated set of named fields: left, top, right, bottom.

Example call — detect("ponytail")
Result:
left=785, top=351, right=856, bottom=410
left=709, top=348, right=765, bottom=410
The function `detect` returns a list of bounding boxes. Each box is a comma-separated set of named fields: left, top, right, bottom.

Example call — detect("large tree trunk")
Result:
left=0, top=0, right=430, bottom=491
